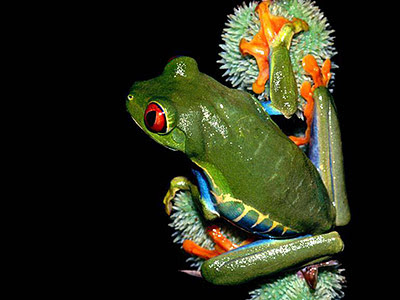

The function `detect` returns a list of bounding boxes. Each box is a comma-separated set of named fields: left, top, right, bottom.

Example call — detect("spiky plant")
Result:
left=169, top=191, right=346, bottom=299
left=169, top=191, right=249, bottom=269
left=218, top=0, right=337, bottom=107
left=248, top=270, right=346, bottom=300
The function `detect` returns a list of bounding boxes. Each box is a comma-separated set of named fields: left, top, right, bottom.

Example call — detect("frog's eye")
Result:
left=144, top=102, right=168, bottom=133
left=127, top=95, right=134, bottom=101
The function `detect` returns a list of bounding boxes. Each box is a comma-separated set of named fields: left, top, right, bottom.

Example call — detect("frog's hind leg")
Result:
left=298, top=55, right=350, bottom=226
left=309, top=85, right=350, bottom=226
left=201, top=231, right=344, bottom=286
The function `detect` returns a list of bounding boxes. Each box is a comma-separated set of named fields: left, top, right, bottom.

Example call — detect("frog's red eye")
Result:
left=144, top=102, right=167, bottom=133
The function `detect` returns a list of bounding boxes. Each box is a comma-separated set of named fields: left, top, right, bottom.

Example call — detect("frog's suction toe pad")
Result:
left=163, top=56, right=199, bottom=80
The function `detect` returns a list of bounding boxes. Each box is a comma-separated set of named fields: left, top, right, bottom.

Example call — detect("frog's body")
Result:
left=127, top=56, right=348, bottom=286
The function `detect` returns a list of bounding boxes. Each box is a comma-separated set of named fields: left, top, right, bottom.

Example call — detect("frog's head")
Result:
left=127, top=56, right=201, bottom=153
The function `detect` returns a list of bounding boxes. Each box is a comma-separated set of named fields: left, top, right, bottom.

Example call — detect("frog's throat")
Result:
left=211, top=191, right=299, bottom=237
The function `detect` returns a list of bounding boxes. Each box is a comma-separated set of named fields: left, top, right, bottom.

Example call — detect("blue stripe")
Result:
left=191, top=169, right=219, bottom=216
left=309, top=109, right=320, bottom=170
left=308, top=98, right=336, bottom=203
left=261, top=100, right=283, bottom=115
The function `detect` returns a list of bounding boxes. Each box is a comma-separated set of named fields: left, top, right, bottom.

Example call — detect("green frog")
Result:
left=127, top=56, right=349, bottom=287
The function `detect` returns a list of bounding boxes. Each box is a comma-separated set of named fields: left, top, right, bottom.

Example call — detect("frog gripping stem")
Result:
left=239, top=0, right=309, bottom=118
left=127, top=0, right=349, bottom=297
left=239, top=0, right=291, bottom=94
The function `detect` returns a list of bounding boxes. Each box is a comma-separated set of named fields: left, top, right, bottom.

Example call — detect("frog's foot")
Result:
left=302, top=54, right=331, bottom=89
left=289, top=55, right=332, bottom=146
left=289, top=81, right=313, bottom=145
left=298, top=260, right=340, bottom=290
left=239, top=0, right=291, bottom=94
left=183, top=225, right=254, bottom=260
left=182, top=240, right=222, bottom=260
left=239, top=37, right=270, bottom=94
left=163, top=177, right=199, bottom=215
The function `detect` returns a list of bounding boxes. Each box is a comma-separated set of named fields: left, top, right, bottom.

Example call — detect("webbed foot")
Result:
left=183, top=225, right=254, bottom=259
left=289, top=81, right=313, bottom=145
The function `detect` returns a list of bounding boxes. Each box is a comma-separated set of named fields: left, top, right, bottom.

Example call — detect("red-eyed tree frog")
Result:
left=127, top=54, right=350, bottom=288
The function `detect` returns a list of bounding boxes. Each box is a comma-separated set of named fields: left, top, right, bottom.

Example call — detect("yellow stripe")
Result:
left=282, top=226, right=289, bottom=235
left=232, top=206, right=252, bottom=222
left=212, top=192, right=298, bottom=235
left=265, top=221, right=279, bottom=233
left=251, top=214, right=268, bottom=228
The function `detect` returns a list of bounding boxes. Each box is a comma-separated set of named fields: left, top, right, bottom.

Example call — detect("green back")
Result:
left=127, top=57, right=335, bottom=234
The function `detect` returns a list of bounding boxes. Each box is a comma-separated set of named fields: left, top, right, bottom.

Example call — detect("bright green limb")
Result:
left=312, top=87, right=350, bottom=226
left=163, top=176, right=218, bottom=221
left=269, top=20, right=308, bottom=118
left=163, top=177, right=200, bottom=215
left=201, top=231, right=344, bottom=285
left=271, top=19, right=309, bottom=50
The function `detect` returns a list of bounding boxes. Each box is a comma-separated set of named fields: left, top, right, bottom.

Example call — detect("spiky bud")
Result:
left=218, top=0, right=337, bottom=105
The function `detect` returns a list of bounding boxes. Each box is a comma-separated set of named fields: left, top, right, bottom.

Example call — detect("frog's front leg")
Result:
left=163, top=174, right=219, bottom=220
left=239, top=1, right=308, bottom=118
left=164, top=177, right=224, bottom=259
left=163, top=176, right=199, bottom=215
left=167, top=170, right=253, bottom=259
left=201, top=231, right=344, bottom=286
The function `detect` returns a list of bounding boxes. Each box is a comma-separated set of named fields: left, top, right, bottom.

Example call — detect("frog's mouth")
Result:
left=130, top=116, right=144, bottom=132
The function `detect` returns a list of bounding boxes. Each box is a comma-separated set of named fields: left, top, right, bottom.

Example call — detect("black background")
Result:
left=52, top=0, right=383, bottom=299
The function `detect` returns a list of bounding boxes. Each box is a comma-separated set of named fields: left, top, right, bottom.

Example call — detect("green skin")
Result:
left=269, top=19, right=309, bottom=118
left=127, top=56, right=348, bottom=285
left=310, top=86, right=350, bottom=226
